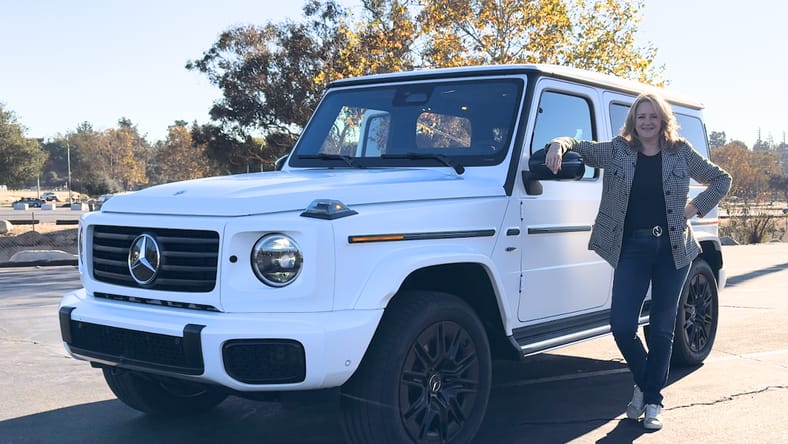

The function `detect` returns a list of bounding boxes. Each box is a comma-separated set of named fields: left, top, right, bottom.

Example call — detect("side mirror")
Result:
left=522, top=148, right=586, bottom=196
left=527, top=148, right=586, bottom=180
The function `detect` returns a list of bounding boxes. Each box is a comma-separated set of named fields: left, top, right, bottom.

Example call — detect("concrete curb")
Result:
left=0, top=249, right=78, bottom=268
left=0, top=258, right=78, bottom=268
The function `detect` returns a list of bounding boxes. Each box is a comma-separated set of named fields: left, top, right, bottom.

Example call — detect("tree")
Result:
left=104, top=118, right=150, bottom=190
left=0, top=104, right=48, bottom=188
left=331, top=0, right=418, bottom=78
left=40, top=139, right=69, bottom=188
left=189, top=0, right=663, bottom=170
left=711, top=142, right=780, bottom=200
left=66, top=122, right=117, bottom=196
left=154, top=123, right=215, bottom=184
left=186, top=1, right=348, bottom=138
left=191, top=123, right=279, bottom=174
left=708, top=131, right=726, bottom=149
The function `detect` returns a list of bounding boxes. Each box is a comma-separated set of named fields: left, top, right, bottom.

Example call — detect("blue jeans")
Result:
left=611, top=232, right=690, bottom=406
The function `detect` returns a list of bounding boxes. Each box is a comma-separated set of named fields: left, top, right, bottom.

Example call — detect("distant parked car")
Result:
left=783, top=207, right=788, bottom=214
left=12, top=197, right=45, bottom=208
left=41, top=192, right=60, bottom=201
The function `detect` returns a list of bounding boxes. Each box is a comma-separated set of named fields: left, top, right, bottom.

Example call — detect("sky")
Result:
left=1, top=0, right=785, bottom=146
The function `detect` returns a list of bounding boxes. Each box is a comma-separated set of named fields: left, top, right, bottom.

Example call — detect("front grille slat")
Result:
left=93, top=269, right=135, bottom=283
left=163, top=251, right=220, bottom=259
left=159, top=264, right=217, bottom=273
left=92, top=225, right=219, bottom=292
left=92, top=256, right=128, bottom=267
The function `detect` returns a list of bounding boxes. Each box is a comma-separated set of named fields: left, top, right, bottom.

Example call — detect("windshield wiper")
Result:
left=297, top=153, right=365, bottom=169
left=381, top=153, right=465, bottom=175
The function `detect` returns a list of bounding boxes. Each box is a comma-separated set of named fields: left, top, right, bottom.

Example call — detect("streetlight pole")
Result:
left=66, top=138, right=72, bottom=204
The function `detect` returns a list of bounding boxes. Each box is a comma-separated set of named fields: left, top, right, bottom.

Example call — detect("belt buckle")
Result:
left=652, top=226, right=663, bottom=237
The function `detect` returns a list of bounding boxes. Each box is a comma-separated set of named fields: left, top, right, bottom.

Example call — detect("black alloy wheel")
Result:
left=342, top=291, right=491, bottom=444
left=671, top=259, right=719, bottom=367
left=399, top=320, right=482, bottom=442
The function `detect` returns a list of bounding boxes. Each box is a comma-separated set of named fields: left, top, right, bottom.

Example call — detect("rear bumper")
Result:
left=59, top=289, right=383, bottom=391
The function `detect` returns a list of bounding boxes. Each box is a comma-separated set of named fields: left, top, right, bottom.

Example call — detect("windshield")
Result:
left=289, top=78, right=523, bottom=169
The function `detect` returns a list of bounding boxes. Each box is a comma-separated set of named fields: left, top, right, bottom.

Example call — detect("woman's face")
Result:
left=634, top=100, right=662, bottom=145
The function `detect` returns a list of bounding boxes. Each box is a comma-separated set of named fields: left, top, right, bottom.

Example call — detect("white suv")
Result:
left=60, top=65, right=725, bottom=443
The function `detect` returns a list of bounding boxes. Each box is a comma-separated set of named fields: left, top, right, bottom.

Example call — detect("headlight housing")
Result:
left=251, top=234, right=303, bottom=287
left=77, top=221, right=85, bottom=266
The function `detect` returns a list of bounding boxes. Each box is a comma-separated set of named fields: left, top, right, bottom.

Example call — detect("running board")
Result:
left=511, top=305, right=651, bottom=357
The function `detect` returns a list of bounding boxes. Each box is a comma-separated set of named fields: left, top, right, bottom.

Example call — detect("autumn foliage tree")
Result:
left=711, top=142, right=781, bottom=200
left=711, top=142, right=784, bottom=243
left=104, top=118, right=150, bottom=190
left=154, top=123, right=216, bottom=183
left=188, top=0, right=663, bottom=166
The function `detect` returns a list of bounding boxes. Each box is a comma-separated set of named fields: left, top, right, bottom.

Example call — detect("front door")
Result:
left=517, top=80, right=613, bottom=322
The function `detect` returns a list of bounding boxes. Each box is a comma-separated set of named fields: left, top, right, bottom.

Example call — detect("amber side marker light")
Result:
left=348, top=234, right=406, bottom=244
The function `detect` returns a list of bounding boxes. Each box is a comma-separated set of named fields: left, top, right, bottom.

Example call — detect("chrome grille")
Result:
left=92, top=225, right=219, bottom=292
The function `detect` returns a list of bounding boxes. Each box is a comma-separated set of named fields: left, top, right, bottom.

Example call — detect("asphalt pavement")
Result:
left=0, top=244, right=786, bottom=443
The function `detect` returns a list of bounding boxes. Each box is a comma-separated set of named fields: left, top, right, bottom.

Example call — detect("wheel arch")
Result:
left=698, top=238, right=723, bottom=284
left=394, top=262, right=518, bottom=361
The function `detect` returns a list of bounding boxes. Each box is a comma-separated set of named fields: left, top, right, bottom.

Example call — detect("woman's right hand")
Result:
left=546, top=142, right=562, bottom=174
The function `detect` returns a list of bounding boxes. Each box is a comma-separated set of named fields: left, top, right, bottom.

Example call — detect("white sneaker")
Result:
left=643, top=404, right=663, bottom=430
left=626, top=385, right=644, bottom=419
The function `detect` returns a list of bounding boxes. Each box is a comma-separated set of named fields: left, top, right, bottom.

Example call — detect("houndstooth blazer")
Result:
left=554, top=136, right=732, bottom=270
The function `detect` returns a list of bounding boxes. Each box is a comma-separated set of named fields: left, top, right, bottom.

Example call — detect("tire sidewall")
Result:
left=342, top=291, right=492, bottom=443
left=672, top=259, right=719, bottom=367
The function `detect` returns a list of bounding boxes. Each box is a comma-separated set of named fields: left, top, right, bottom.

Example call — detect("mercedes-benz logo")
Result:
left=128, top=234, right=161, bottom=285
left=428, top=373, right=443, bottom=393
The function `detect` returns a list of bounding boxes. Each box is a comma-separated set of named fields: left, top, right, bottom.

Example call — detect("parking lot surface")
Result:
left=0, top=244, right=786, bottom=443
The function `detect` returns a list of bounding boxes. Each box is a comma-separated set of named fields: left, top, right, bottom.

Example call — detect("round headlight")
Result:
left=251, top=234, right=303, bottom=287
left=77, top=222, right=84, bottom=266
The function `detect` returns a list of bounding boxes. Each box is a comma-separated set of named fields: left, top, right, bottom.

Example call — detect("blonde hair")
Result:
left=621, top=93, right=682, bottom=152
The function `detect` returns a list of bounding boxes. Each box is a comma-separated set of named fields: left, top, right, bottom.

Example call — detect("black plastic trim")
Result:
left=527, top=225, right=592, bottom=235
left=59, top=306, right=76, bottom=343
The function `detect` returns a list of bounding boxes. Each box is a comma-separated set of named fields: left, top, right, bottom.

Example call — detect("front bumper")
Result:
left=59, top=289, right=383, bottom=391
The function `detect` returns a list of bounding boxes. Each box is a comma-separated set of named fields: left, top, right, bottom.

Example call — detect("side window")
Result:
left=532, top=91, right=595, bottom=179
left=609, top=102, right=629, bottom=136
left=611, top=103, right=711, bottom=159
left=675, top=114, right=710, bottom=158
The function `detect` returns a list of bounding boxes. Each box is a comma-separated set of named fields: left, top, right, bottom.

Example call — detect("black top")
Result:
left=624, top=151, right=668, bottom=235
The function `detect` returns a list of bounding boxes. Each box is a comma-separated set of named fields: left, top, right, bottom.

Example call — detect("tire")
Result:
left=671, top=259, right=719, bottom=367
left=341, top=291, right=492, bottom=444
left=102, top=368, right=227, bottom=416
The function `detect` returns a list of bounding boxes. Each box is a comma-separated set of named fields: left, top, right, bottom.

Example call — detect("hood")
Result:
left=101, top=169, right=505, bottom=216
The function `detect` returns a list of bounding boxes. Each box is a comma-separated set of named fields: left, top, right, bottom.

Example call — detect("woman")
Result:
left=546, top=93, right=731, bottom=430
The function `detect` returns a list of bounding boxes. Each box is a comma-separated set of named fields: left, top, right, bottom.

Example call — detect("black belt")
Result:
left=630, top=226, right=665, bottom=237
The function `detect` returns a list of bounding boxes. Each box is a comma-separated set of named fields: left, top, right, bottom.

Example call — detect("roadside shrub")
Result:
left=720, top=201, right=782, bottom=244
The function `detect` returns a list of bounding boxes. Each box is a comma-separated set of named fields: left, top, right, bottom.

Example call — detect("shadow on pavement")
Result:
left=0, top=354, right=700, bottom=444
left=725, top=262, right=788, bottom=287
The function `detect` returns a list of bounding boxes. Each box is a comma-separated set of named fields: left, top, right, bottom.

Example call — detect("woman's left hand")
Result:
left=684, top=203, right=699, bottom=219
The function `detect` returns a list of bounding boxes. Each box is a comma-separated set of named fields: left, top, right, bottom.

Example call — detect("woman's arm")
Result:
left=684, top=145, right=732, bottom=217
left=545, top=137, right=616, bottom=174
